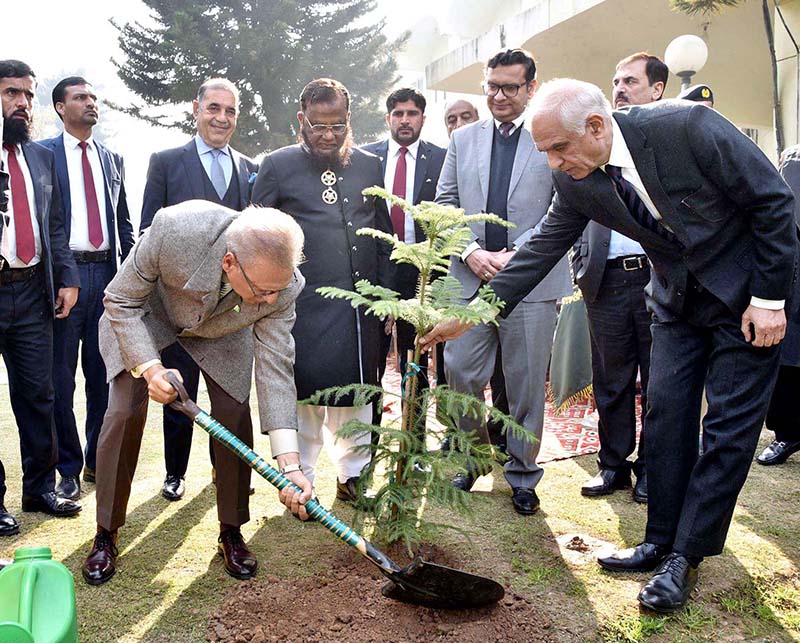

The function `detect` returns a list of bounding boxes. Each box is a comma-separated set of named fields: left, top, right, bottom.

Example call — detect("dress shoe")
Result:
left=439, top=436, right=454, bottom=453
left=218, top=529, right=257, bottom=580
left=335, top=476, right=376, bottom=505
left=451, top=470, right=476, bottom=491
left=0, top=505, right=20, bottom=536
left=598, top=542, right=668, bottom=572
left=632, top=473, right=648, bottom=504
left=56, top=475, right=81, bottom=501
left=581, top=469, right=631, bottom=497
left=21, top=492, right=81, bottom=517
left=83, top=468, right=96, bottom=484
left=638, top=553, right=698, bottom=613
left=161, top=475, right=185, bottom=501
left=757, top=440, right=800, bottom=466
left=511, top=487, right=540, bottom=515
left=82, top=529, right=118, bottom=585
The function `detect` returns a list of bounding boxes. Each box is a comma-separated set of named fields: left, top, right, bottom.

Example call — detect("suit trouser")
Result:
left=95, top=371, right=252, bottom=531
left=53, top=260, right=115, bottom=475
left=0, top=270, right=58, bottom=496
left=444, top=300, right=557, bottom=490
left=765, top=365, right=800, bottom=443
left=644, top=284, right=781, bottom=558
left=584, top=263, right=651, bottom=475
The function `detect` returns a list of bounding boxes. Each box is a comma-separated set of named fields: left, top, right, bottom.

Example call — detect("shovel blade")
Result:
left=380, top=558, right=504, bottom=609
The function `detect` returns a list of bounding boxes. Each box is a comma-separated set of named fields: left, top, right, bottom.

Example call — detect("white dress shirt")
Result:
left=383, top=138, right=419, bottom=243
left=63, top=131, right=110, bottom=251
left=1, top=143, right=42, bottom=267
left=607, top=118, right=781, bottom=310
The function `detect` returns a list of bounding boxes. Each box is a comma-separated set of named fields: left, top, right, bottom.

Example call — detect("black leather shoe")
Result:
left=451, top=470, right=476, bottom=491
left=161, top=476, right=185, bottom=501
left=581, top=469, right=632, bottom=497
left=511, top=487, right=540, bottom=515
left=598, top=542, right=668, bottom=572
left=83, top=468, right=96, bottom=484
left=0, top=505, right=20, bottom=536
left=21, top=492, right=81, bottom=517
left=632, top=473, right=648, bottom=503
left=218, top=529, right=257, bottom=580
left=757, top=440, right=800, bottom=466
left=56, top=475, right=81, bottom=501
left=439, top=436, right=453, bottom=453
left=335, top=476, right=376, bottom=505
left=638, top=553, right=698, bottom=613
left=82, top=529, right=118, bottom=585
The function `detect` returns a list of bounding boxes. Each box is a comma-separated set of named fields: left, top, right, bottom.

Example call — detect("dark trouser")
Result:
left=0, top=270, right=58, bottom=496
left=584, top=263, right=652, bottom=475
left=765, top=365, right=800, bottom=443
left=53, top=260, right=115, bottom=475
left=160, top=341, right=214, bottom=477
left=644, top=280, right=781, bottom=558
left=487, top=346, right=509, bottom=445
left=95, top=370, right=252, bottom=531
left=0, top=459, right=6, bottom=504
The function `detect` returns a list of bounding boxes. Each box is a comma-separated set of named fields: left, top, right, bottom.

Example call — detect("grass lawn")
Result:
left=1, top=368, right=799, bottom=642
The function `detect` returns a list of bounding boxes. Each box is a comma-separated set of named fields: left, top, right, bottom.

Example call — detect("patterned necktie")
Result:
left=3, top=143, right=36, bottom=263
left=78, top=141, right=104, bottom=249
left=605, top=164, right=677, bottom=244
left=390, top=146, right=408, bottom=241
left=210, top=149, right=227, bottom=199
left=499, top=122, right=514, bottom=138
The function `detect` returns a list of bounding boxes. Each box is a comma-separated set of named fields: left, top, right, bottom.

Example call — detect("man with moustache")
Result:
left=362, top=87, right=446, bottom=432
left=421, top=78, right=799, bottom=613
left=575, top=53, right=668, bottom=502
left=253, top=78, right=393, bottom=504
left=140, top=78, right=258, bottom=502
left=39, top=77, right=135, bottom=500
left=435, top=49, right=572, bottom=515
left=0, top=59, right=82, bottom=528
left=444, top=99, right=479, bottom=138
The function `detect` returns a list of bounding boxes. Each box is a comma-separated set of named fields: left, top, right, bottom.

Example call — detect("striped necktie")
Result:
left=605, top=164, right=677, bottom=244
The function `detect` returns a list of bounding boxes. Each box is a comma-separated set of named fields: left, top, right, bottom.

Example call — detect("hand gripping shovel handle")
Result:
left=164, top=372, right=401, bottom=576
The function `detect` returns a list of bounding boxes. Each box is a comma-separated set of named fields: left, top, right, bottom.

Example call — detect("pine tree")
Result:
left=111, top=0, right=404, bottom=156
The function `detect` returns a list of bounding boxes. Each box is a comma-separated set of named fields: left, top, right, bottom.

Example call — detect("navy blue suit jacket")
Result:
left=38, top=134, right=135, bottom=267
left=139, top=139, right=257, bottom=233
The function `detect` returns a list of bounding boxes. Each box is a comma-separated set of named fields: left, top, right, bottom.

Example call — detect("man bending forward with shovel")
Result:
left=82, top=201, right=313, bottom=585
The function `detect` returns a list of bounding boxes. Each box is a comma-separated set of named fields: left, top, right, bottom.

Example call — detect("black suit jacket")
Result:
left=38, top=134, right=135, bottom=267
left=6, top=142, right=80, bottom=311
left=491, top=103, right=799, bottom=321
left=139, top=138, right=258, bottom=232
left=360, top=138, right=446, bottom=300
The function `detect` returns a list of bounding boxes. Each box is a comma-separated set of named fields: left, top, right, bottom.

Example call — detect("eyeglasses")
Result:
left=482, top=81, right=530, bottom=98
left=232, top=252, right=285, bottom=299
left=303, top=116, right=348, bottom=135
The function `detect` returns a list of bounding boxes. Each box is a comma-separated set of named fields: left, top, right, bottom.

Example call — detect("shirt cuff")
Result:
left=460, top=241, right=480, bottom=262
left=268, top=428, right=299, bottom=458
left=750, top=296, right=785, bottom=311
left=131, top=359, right=162, bottom=378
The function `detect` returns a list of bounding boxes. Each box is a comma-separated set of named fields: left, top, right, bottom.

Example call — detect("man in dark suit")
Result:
left=39, top=77, right=135, bottom=500
left=0, top=59, right=82, bottom=527
left=362, top=87, right=446, bottom=422
left=140, top=78, right=258, bottom=501
left=575, top=53, right=669, bottom=503
left=421, top=78, right=798, bottom=613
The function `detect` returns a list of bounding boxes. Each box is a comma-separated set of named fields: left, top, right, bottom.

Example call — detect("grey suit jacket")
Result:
left=490, top=103, right=799, bottom=321
left=99, top=200, right=305, bottom=431
left=435, top=119, right=571, bottom=302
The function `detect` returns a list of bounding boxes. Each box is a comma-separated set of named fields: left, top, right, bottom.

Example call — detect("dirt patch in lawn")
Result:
left=207, top=543, right=557, bottom=643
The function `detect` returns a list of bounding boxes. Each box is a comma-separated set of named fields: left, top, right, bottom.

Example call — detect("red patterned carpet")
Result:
left=380, top=359, right=627, bottom=464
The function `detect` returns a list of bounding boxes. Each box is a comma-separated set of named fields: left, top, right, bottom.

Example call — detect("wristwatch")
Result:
left=279, top=463, right=303, bottom=475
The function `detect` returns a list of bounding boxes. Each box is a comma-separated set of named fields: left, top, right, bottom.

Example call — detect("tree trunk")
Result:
left=763, top=0, right=784, bottom=155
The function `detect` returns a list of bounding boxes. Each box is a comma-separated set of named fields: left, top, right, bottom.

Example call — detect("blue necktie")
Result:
left=605, top=164, right=677, bottom=244
left=210, top=149, right=227, bottom=199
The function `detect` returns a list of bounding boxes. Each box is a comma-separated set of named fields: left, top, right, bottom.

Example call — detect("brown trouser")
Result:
left=95, top=371, right=252, bottom=531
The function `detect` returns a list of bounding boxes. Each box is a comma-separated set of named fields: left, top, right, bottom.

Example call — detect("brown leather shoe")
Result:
left=218, top=529, right=257, bottom=580
left=82, top=528, right=118, bottom=585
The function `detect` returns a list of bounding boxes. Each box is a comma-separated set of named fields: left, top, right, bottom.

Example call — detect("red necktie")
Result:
left=3, top=143, right=36, bottom=264
left=390, top=146, right=408, bottom=241
left=79, top=141, right=104, bottom=249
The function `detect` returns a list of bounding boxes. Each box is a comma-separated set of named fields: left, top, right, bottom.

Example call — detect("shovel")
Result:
left=165, top=373, right=504, bottom=610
